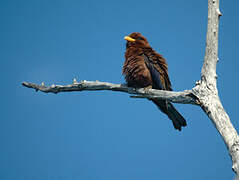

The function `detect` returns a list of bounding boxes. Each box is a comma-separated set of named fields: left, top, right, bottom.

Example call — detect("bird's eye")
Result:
left=137, top=37, right=144, bottom=40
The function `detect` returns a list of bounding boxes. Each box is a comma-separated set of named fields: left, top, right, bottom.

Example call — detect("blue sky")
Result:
left=1, top=0, right=239, bottom=179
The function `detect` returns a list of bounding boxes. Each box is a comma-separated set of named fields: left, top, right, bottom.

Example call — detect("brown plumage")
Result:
left=122, top=32, right=186, bottom=131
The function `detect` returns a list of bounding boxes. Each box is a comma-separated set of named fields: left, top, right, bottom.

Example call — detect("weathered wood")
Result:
left=22, top=81, right=197, bottom=105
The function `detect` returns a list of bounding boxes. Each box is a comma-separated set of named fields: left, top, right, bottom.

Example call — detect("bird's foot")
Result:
left=143, top=85, right=152, bottom=93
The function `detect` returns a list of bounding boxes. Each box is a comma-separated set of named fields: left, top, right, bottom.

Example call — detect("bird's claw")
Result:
left=143, top=85, right=152, bottom=93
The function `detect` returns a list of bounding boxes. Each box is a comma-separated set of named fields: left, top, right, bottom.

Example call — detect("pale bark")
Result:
left=22, top=81, right=197, bottom=104
left=22, top=0, right=239, bottom=175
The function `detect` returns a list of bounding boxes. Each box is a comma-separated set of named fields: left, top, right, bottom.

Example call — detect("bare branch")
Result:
left=22, top=81, right=198, bottom=105
left=201, top=0, right=221, bottom=88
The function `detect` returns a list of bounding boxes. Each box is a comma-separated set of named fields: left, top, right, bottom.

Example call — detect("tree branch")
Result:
left=22, top=81, right=198, bottom=105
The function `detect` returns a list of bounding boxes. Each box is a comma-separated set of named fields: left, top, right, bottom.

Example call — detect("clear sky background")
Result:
left=1, top=0, right=239, bottom=179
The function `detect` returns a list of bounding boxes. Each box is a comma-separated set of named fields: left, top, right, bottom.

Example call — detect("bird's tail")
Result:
left=151, top=99, right=187, bottom=131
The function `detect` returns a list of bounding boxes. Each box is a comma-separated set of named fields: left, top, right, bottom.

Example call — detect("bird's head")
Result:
left=124, top=32, right=150, bottom=48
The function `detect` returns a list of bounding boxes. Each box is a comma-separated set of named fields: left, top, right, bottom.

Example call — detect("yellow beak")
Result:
left=124, top=36, right=136, bottom=42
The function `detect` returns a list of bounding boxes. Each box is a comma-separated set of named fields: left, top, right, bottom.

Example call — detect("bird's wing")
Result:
left=141, top=54, right=164, bottom=90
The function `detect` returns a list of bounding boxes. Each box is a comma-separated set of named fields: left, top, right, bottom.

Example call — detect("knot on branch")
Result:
left=230, top=141, right=239, bottom=173
left=230, top=141, right=239, bottom=155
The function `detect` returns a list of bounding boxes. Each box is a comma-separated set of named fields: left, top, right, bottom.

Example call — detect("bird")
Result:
left=122, top=32, right=186, bottom=131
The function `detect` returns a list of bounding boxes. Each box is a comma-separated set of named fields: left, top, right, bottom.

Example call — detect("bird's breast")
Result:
left=123, top=55, right=153, bottom=88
